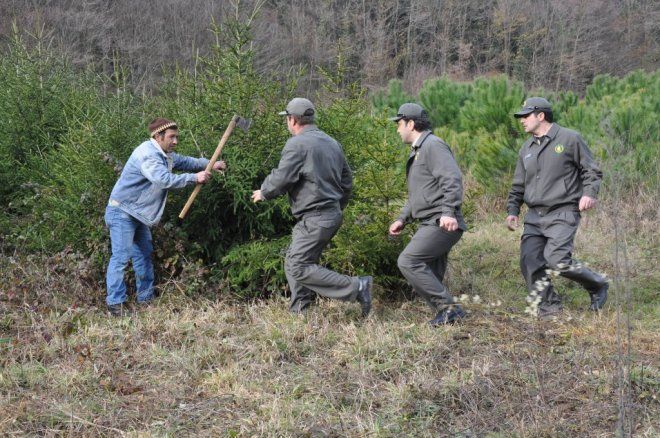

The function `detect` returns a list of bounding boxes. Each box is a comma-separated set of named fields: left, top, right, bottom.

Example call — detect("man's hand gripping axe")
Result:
left=178, top=114, right=251, bottom=219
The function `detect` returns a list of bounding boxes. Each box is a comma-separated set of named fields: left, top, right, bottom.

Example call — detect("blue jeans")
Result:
left=104, top=205, right=155, bottom=305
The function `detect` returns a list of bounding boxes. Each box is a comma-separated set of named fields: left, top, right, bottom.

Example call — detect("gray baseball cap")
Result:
left=514, top=97, right=552, bottom=118
left=389, top=103, right=429, bottom=122
left=278, top=97, right=316, bottom=117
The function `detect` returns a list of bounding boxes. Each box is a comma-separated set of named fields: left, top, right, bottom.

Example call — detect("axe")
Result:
left=178, top=114, right=251, bottom=219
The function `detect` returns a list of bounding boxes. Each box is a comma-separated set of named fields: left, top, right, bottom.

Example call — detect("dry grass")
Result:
left=1, top=214, right=658, bottom=436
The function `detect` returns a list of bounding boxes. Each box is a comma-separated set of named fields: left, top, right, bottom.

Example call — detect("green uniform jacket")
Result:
left=397, top=131, right=467, bottom=230
left=506, top=124, right=603, bottom=217
left=261, top=125, right=352, bottom=219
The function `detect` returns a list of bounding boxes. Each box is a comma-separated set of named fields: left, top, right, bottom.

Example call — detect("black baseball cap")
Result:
left=389, top=103, right=429, bottom=122
left=514, top=97, right=552, bottom=118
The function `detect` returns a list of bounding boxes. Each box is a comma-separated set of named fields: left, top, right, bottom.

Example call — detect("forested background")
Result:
left=0, top=0, right=658, bottom=297
left=1, top=0, right=657, bottom=94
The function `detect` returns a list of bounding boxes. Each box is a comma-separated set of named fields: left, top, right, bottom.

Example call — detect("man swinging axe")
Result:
left=104, top=118, right=226, bottom=317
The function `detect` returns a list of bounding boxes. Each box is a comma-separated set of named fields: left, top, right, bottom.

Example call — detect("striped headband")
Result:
left=150, top=122, right=177, bottom=137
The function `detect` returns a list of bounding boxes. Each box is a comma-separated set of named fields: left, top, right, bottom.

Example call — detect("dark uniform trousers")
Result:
left=285, top=209, right=359, bottom=312
left=397, top=222, right=463, bottom=311
left=521, top=209, right=607, bottom=306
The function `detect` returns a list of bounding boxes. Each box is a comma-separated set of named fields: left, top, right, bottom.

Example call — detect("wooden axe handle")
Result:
left=178, top=115, right=238, bottom=219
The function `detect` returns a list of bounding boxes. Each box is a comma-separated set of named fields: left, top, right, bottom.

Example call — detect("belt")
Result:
left=299, top=205, right=340, bottom=218
left=530, top=204, right=578, bottom=217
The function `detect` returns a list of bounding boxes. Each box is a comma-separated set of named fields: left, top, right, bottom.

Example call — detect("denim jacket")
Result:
left=108, top=139, right=209, bottom=226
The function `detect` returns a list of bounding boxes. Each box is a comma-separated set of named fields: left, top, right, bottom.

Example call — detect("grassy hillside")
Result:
left=2, top=215, right=657, bottom=436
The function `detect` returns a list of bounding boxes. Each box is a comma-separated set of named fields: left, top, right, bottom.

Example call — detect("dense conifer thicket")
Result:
left=0, top=16, right=657, bottom=298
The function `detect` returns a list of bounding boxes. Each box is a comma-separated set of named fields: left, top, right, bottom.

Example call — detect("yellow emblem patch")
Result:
left=554, top=144, right=565, bottom=154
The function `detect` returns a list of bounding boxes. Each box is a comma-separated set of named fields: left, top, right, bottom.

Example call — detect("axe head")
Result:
left=236, top=116, right=252, bottom=132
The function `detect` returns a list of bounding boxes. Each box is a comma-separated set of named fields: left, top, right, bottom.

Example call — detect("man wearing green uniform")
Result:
left=388, top=103, right=468, bottom=326
left=252, top=98, right=372, bottom=316
left=507, top=97, right=609, bottom=317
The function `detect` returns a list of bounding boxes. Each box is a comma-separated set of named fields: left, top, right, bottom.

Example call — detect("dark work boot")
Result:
left=107, top=303, right=126, bottom=317
left=356, top=276, right=373, bottom=317
left=528, top=276, right=563, bottom=318
left=429, top=304, right=466, bottom=327
left=538, top=302, right=563, bottom=320
left=289, top=294, right=316, bottom=315
left=290, top=299, right=316, bottom=315
left=541, top=284, right=562, bottom=306
left=589, top=283, right=609, bottom=311
left=558, top=264, right=608, bottom=311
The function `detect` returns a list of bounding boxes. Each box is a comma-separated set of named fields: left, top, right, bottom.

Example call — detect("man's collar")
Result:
left=296, top=124, right=319, bottom=136
left=530, top=124, right=559, bottom=146
left=546, top=123, right=559, bottom=139
left=412, top=130, right=432, bottom=149
left=150, top=138, right=169, bottom=157
left=534, top=122, right=557, bottom=139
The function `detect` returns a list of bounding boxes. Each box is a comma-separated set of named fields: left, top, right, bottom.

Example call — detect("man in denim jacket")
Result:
left=104, top=118, right=226, bottom=316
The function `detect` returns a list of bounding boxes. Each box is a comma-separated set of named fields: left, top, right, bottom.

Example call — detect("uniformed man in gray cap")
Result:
left=507, top=97, right=609, bottom=318
left=252, top=97, right=372, bottom=316
left=388, top=103, right=468, bottom=326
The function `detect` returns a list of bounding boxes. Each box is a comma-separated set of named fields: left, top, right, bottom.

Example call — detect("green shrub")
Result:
left=418, top=77, right=471, bottom=128
left=544, top=89, right=577, bottom=124
left=371, top=79, right=414, bottom=112
left=0, top=29, right=80, bottom=213
left=564, top=70, right=659, bottom=191
left=220, top=236, right=289, bottom=298
left=557, top=100, right=602, bottom=142
left=443, top=125, right=518, bottom=194
left=585, top=74, right=621, bottom=104
left=160, top=21, right=295, bottom=260
left=458, top=75, right=525, bottom=137
left=0, top=28, right=147, bottom=253
left=470, top=126, right=520, bottom=193
left=18, top=90, right=145, bottom=252
left=602, top=92, right=659, bottom=190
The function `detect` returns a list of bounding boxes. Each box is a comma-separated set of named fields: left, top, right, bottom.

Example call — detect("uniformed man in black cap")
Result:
left=388, top=103, right=468, bottom=326
left=507, top=97, right=609, bottom=318
left=252, top=98, right=372, bottom=316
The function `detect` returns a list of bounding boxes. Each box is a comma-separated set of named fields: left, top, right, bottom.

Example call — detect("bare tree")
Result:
left=1, top=0, right=657, bottom=94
